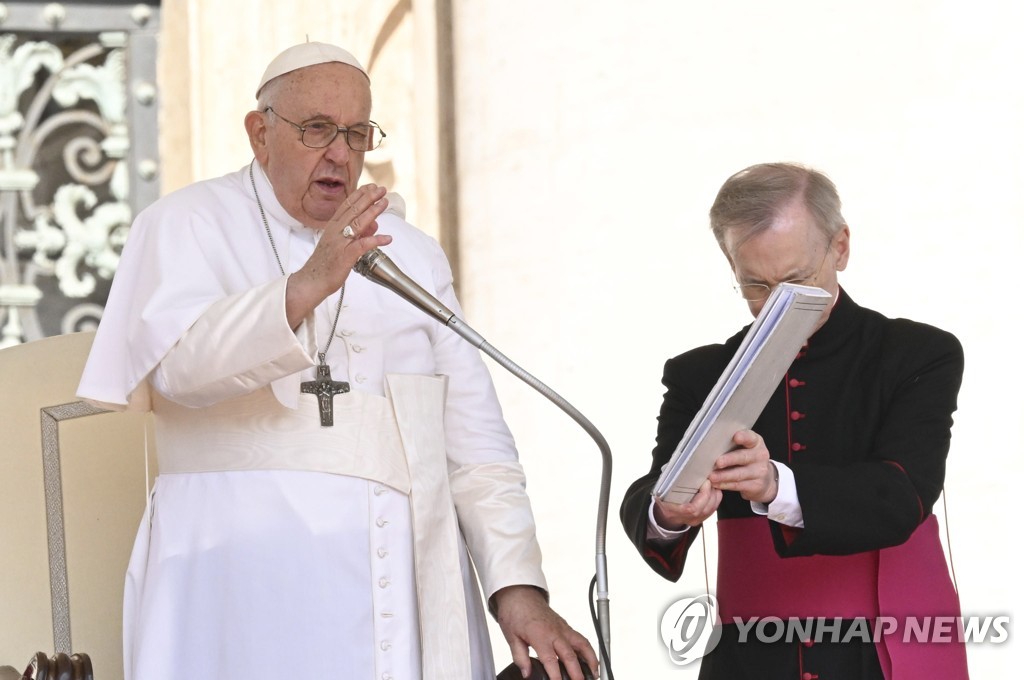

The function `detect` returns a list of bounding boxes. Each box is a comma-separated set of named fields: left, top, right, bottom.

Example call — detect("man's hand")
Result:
left=707, top=429, right=778, bottom=504
left=653, top=479, right=722, bottom=530
left=492, top=585, right=599, bottom=680
left=285, top=183, right=390, bottom=328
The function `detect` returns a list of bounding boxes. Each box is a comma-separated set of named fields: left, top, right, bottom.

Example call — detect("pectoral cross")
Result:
left=300, top=360, right=350, bottom=426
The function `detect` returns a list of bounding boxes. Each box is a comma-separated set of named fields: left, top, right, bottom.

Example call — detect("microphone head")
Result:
left=354, top=247, right=386, bottom=277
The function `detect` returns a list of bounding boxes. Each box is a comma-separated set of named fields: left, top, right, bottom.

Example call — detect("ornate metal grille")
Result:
left=0, top=1, right=159, bottom=347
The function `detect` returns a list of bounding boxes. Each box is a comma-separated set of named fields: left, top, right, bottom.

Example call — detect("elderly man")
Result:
left=621, top=162, right=968, bottom=679
left=79, top=42, right=597, bottom=680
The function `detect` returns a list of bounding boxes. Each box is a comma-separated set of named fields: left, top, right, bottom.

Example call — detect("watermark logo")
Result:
left=659, top=597, right=1010, bottom=667
left=730, top=615, right=1010, bottom=644
left=660, top=594, right=722, bottom=665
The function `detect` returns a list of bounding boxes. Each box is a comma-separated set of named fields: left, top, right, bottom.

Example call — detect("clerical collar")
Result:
left=804, top=286, right=861, bottom=351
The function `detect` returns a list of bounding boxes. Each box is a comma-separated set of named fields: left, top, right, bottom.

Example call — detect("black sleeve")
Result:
left=620, top=345, right=734, bottom=580
left=775, top=325, right=964, bottom=556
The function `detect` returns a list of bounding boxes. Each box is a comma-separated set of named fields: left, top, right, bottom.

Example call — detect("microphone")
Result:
left=354, top=248, right=485, bottom=347
left=354, top=245, right=614, bottom=678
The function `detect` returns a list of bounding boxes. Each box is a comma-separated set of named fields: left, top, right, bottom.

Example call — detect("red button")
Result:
left=790, top=411, right=805, bottom=421
left=791, top=443, right=805, bottom=452
left=789, top=378, right=806, bottom=388
left=802, top=674, right=819, bottom=680
left=802, top=639, right=814, bottom=648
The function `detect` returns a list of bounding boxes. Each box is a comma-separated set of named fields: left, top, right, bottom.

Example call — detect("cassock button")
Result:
left=802, top=674, right=819, bottom=680
left=353, top=345, right=365, bottom=353
left=803, top=639, right=814, bottom=648
left=338, top=329, right=354, bottom=337
left=379, top=577, right=390, bottom=588
left=381, top=640, right=392, bottom=651
left=376, top=518, right=389, bottom=527
left=791, top=442, right=805, bottom=452
left=789, top=378, right=806, bottom=388
left=377, top=548, right=388, bottom=558
left=790, top=411, right=805, bottom=421
left=356, top=374, right=367, bottom=383
left=374, top=485, right=388, bottom=496
left=382, top=674, right=393, bottom=680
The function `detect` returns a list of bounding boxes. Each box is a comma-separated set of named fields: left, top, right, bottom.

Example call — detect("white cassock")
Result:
left=77, top=163, right=547, bottom=680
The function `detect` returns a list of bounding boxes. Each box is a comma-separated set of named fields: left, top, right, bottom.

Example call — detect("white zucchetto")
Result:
left=255, top=41, right=368, bottom=98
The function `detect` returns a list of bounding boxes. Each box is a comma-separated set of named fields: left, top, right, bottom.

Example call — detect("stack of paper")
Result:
left=653, top=283, right=833, bottom=504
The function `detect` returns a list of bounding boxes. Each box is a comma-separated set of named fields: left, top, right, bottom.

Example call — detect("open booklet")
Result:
left=653, top=283, right=833, bottom=504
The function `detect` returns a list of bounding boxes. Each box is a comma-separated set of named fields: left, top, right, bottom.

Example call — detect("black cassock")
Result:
left=621, top=290, right=969, bottom=680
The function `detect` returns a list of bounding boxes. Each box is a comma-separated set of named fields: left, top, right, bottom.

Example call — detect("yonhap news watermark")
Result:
left=660, top=594, right=1010, bottom=665
left=660, top=594, right=723, bottom=665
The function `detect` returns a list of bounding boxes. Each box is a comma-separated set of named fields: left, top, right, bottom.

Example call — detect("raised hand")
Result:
left=286, top=183, right=390, bottom=327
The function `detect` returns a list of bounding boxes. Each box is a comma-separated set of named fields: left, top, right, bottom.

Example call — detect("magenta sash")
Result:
left=716, top=515, right=969, bottom=679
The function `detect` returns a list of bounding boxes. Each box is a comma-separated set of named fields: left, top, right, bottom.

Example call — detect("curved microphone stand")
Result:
left=356, top=249, right=613, bottom=678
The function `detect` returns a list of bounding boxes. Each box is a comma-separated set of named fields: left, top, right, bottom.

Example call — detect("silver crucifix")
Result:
left=300, top=362, right=350, bottom=426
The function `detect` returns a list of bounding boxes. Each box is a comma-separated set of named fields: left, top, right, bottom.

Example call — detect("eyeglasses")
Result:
left=733, top=238, right=834, bottom=302
left=264, top=106, right=386, bottom=151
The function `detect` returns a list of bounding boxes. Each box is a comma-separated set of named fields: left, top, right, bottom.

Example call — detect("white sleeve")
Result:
left=151, top=277, right=316, bottom=408
left=415, top=241, right=547, bottom=598
left=646, top=499, right=693, bottom=542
